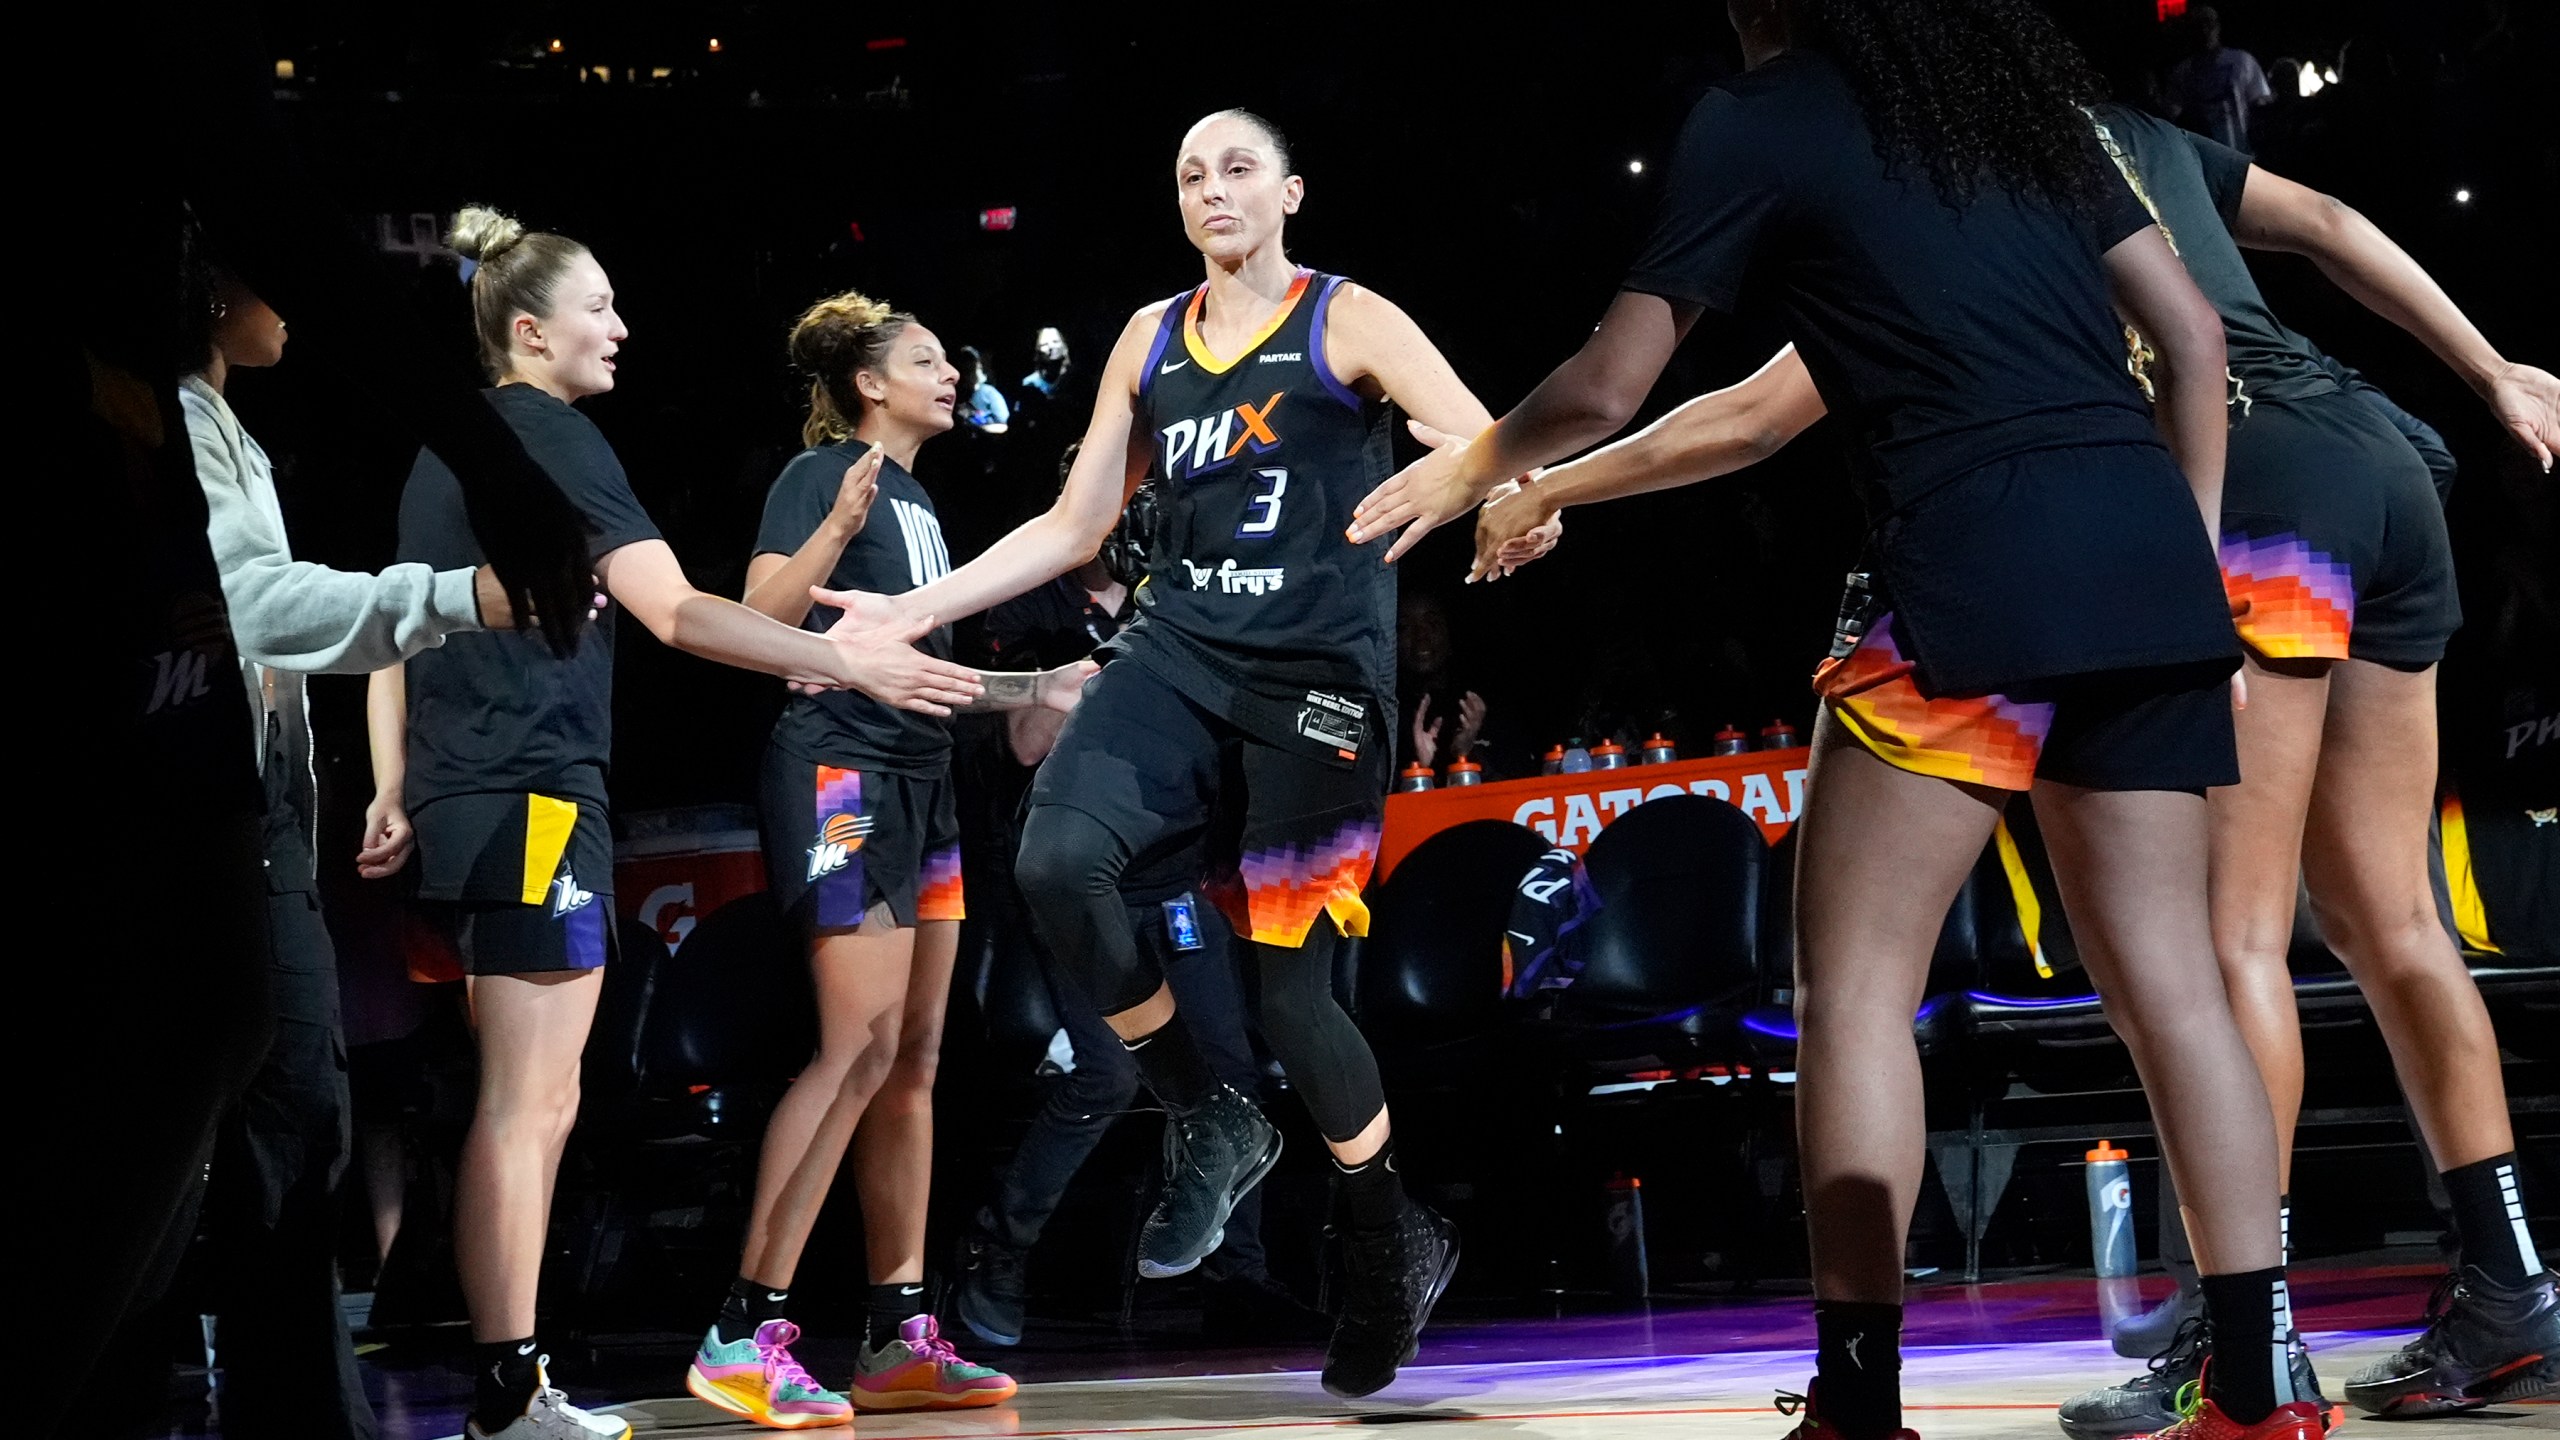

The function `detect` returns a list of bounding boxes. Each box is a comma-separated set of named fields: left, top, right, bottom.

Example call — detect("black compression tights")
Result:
left=1014, top=804, right=1387, bottom=1142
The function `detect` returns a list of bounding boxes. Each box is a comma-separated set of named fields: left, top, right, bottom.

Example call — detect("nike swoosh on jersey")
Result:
left=1159, top=359, right=1188, bottom=374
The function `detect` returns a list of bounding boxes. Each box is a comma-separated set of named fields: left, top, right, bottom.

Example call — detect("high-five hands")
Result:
left=1349, top=419, right=1559, bottom=580
left=789, top=586, right=983, bottom=715
left=2486, top=361, right=2560, bottom=473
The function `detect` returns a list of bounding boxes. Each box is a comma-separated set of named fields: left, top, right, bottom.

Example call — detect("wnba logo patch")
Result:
left=809, top=811, right=874, bottom=881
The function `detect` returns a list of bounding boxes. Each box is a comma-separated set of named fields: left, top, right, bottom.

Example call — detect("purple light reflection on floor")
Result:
left=158, top=1263, right=2450, bottom=1435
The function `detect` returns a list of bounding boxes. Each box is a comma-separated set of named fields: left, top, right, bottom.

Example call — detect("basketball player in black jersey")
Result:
left=809, top=109, right=1542, bottom=1399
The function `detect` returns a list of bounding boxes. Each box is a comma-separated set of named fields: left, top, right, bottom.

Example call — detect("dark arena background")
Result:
left=111, top=0, right=2559, bottom=1436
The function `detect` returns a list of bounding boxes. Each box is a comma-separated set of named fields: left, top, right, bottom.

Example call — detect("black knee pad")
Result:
left=1015, top=805, right=1162, bottom=1015
left=1250, top=924, right=1387, bottom=1142
left=1015, top=805, right=1124, bottom=911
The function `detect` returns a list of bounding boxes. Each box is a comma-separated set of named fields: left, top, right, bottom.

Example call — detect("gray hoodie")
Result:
left=182, top=375, right=483, bottom=870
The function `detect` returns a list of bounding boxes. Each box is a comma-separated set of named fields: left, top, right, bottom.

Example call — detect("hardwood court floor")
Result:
left=577, top=1329, right=2554, bottom=1439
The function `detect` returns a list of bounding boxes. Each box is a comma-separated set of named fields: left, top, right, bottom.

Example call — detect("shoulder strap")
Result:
left=1137, top=289, right=1196, bottom=404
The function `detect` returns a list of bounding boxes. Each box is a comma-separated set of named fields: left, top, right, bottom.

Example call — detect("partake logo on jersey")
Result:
left=1179, top=558, right=1286, bottom=596
left=550, top=871, right=596, bottom=919
left=807, top=810, right=875, bottom=882
left=1159, top=391, right=1284, bottom=481
left=1256, top=351, right=1302, bottom=364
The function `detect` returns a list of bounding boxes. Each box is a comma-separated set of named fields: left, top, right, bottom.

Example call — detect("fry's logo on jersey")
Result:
left=1159, top=391, right=1284, bottom=480
left=1179, top=558, right=1286, bottom=596
left=808, top=811, right=874, bottom=882
left=550, top=872, right=596, bottom=919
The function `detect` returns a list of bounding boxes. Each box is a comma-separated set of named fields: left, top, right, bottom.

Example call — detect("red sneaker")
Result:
left=1774, top=1383, right=1921, bottom=1440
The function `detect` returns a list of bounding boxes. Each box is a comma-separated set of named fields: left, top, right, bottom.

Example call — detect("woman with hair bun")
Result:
left=681, top=292, right=1090, bottom=1428
left=367, top=210, right=991, bottom=1440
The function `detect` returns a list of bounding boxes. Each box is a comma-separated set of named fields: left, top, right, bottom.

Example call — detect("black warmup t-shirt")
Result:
left=1118, top=268, right=1398, bottom=755
left=2093, top=105, right=2338, bottom=404
left=1626, top=49, right=2239, bottom=693
left=397, top=385, right=661, bottom=808
left=1625, top=49, right=2163, bottom=510
left=756, top=443, right=957, bottom=774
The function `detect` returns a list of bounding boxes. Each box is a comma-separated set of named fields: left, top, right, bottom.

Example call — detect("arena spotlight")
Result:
left=2297, top=61, right=2324, bottom=97
left=2454, top=188, right=2472, bottom=204
left=1628, top=159, right=1646, bottom=175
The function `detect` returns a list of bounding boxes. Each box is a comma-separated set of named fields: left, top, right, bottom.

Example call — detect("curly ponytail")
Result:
left=787, top=291, right=915, bottom=448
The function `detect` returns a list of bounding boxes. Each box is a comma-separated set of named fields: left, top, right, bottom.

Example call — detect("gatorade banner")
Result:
left=1378, top=747, right=1811, bottom=880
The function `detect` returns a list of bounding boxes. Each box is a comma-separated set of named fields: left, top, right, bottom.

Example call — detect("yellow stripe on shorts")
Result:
left=1992, top=817, right=2053, bottom=979
left=2438, top=791, right=2500, bottom=955
left=521, top=795, right=580, bottom=906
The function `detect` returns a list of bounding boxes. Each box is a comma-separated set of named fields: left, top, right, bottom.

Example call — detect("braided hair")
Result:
left=1803, top=0, right=2114, bottom=217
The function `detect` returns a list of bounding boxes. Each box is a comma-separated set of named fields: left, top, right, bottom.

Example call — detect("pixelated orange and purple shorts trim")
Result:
left=916, top=843, right=966, bottom=923
left=1813, top=611, right=2054, bottom=792
left=1204, top=816, right=1379, bottom=947
left=2220, top=530, right=2354, bottom=661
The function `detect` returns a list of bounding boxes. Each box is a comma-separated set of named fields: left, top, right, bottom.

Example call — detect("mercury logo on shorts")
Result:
left=550, top=871, right=595, bottom=918
left=808, top=811, right=874, bottom=882
left=1159, top=392, right=1284, bottom=481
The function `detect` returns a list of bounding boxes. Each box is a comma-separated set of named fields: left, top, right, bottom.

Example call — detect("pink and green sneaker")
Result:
left=850, top=1314, right=1018, bottom=1411
left=684, top=1319, right=851, bottom=1430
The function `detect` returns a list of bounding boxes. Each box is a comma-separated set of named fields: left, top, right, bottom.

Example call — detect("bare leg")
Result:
left=456, top=969, right=604, bottom=1341
left=1794, top=711, right=2006, bottom=1304
left=2034, top=783, right=2283, bottom=1277
left=2302, top=661, right=2514, bottom=1168
left=1103, top=982, right=1177, bottom=1041
left=850, top=918, right=958, bottom=1286
left=2206, top=654, right=2332, bottom=1193
left=737, top=908, right=917, bottom=1287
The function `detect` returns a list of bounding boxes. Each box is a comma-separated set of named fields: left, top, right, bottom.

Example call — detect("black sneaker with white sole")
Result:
left=1137, top=1084, right=1281, bottom=1280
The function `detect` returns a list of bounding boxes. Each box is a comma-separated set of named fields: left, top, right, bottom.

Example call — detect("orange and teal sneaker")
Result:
left=684, top=1319, right=851, bottom=1430
left=850, top=1314, right=1018, bottom=1411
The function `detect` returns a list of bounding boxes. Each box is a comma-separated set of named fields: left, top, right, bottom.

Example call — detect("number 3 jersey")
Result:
left=1112, top=268, right=1397, bottom=757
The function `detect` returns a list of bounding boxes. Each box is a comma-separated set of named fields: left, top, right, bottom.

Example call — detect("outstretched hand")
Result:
left=820, top=605, right=983, bottom=715
left=1471, top=479, right=1563, bottom=583
left=810, top=585, right=908, bottom=633
left=831, top=445, right=885, bottom=534
left=2486, top=361, right=2560, bottom=472
left=1039, top=660, right=1102, bottom=714
left=1349, top=419, right=1502, bottom=564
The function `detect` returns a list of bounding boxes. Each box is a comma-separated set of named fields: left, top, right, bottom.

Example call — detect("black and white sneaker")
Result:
left=1137, top=1085, right=1281, bottom=1280
left=2344, top=1267, right=2560, bottom=1417
left=955, top=1227, right=1028, bottom=1348
left=2059, top=1313, right=2207, bottom=1440
left=1322, top=1202, right=1460, bottom=1399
